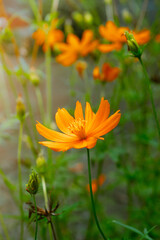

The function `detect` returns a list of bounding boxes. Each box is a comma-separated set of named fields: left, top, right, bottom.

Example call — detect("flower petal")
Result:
left=74, top=101, right=84, bottom=120
left=36, top=122, right=78, bottom=142
left=87, top=98, right=110, bottom=134
left=89, top=110, right=121, bottom=137
left=55, top=108, right=74, bottom=134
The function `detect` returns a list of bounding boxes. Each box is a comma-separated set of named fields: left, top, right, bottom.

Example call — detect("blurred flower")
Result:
left=93, top=63, right=120, bottom=82
left=133, top=29, right=150, bottom=45
left=87, top=174, right=106, bottom=194
left=75, top=60, right=87, bottom=79
left=155, top=34, right=160, bottom=43
left=32, top=19, right=64, bottom=52
left=69, top=162, right=84, bottom=173
left=36, top=97, right=121, bottom=152
left=56, top=30, right=98, bottom=66
left=98, top=21, right=128, bottom=53
left=0, top=0, right=28, bottom=29
left=98, top=21, right=150, bottom=53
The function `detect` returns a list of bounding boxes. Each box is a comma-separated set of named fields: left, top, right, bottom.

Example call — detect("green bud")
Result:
left=122, top=9, right=132, bottom=23
left=72, top=12, right=83, bottom=24
left=84, top=12, right=93, bottom=25
left=26, top=171, right=39, bottom=195
left=104, top=0, right=112, bottom=4
left=30, top=68, right=40, bottom=87
left=36, top=154, right=46, bottom=174
left=124, top=31, right=142, bottom=58
left=16, top=95, right=25, bottom=121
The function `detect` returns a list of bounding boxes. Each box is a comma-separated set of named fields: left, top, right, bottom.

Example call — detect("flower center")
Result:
left=68, top=118, right=86, bottom=139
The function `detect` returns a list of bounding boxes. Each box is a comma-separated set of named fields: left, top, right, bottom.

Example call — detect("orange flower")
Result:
left=155, top=34, right=160, bottom=43
left=87, top=174, right=106, bottom=194
left=75, top=60, right=87, bottom=79
left=132, top=29, right=150, bottom=45
left=0, top=0, right=28, bottom=29
left=36, top=97, right=121, bottom=152
left=98, top=21, right=128, bottom=53
left=32, top=19, right=64, bottom=51
left=98, top=21, right=150, bottom=53
left=93, top=63, right=120, bottom=82
left=56, top=30, right=98, bottom=66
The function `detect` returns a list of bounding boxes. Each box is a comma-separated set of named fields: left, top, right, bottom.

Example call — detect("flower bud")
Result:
left=122, top=9, right=132, bottom=23
left=30, top=67, right=40, bottom=87
left=16, top=94, right=25, bottom=121
left=84, top=12, right=93, bottom=25
left=26, top=171, right=39, bottom=195
left=75, top=60, right=87, bottom=79
left=72, top=12, right=83, bottom=24
left=36, top=153, right=46, bottom=174
left=124, top=31, right=142, bottom=58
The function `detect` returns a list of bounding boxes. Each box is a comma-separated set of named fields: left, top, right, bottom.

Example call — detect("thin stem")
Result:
left=50, top=218, right=57, bottom=240
left=0, top=211, right=10, bottom=240
left=87, top=149, right=107, bottom=240
left=45, top=48, right=52, bottom=124
left=23, top=84, right=38, bottom=142
left=35, top=87, right=45, bottom=122
left=41, top=176, right=57, bottom=240
left=41, top=175, right=49, bottom=210
left=29, top=0, right=41, bottom=22
left=18, top=121, right=24, bottom=240
left=32, top=195, right=38, bottom=240
left=139, top=57, right=160, bottom=139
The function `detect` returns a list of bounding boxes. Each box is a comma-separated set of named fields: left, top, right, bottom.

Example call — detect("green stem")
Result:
left=41, top=176, right=57, bottom=240
left=18, top=121, right=24, bottom=240
left=35, top=87, right=45, bottom=122
left=32, top=195, right=38, bottom=240
left=0, top=211, right=10, bottom=240
left=41, top=175, right=49, bottom=210
left=87, top=149, right=107, bottom=240
left=23, top=85, right=38, bottom=143
left=45, top=49, right=52, bottom=124
left=29, top=0, right=41, bottom=22
left=139, top=57, right=160, bottom=139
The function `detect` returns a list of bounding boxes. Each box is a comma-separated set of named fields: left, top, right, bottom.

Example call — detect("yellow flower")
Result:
left=36, top=98, right=121, bottom=152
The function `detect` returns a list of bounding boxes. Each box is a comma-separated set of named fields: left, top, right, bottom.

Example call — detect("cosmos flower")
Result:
left=98, top=21, right=150, bottom=53
left=32, top=19, right=64, bottom=51
left=0, top=0, right=28, bottom=29
left=93, top=63, right=120, bottom=82
left=86, top=174, right=106, bottom=194
left=155, top=34, right=160, bottom=43
left=98, top=21, right=128, bottom=53
left=36, top=98, right=121, bottom=152
left=75, top=60, right=87, bottom=79
left=56, top=30, right=98, bottom=66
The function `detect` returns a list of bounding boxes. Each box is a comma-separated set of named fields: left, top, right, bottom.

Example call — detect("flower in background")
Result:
left=155, top=34, right=160, bottom=43
left=98, top=21, right=128, bottom=53
left=36, top=97, right=121, bottom=152
left=32, top=19, right=64, bottom=52
left=98, top=21, right=150, bottom=53
left=132, top=29, right=150, bottom=45
left=75, top=60, right=87, bottom=79
left=56, top=30, right=98, bottom=66
left=93, top=63, right=120, bottom=83
left=87, top=174, right=106, bottom=194
left=0, top=0, right=28, bottom=29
